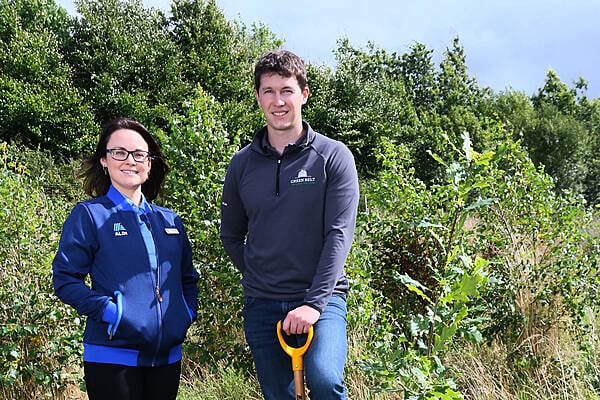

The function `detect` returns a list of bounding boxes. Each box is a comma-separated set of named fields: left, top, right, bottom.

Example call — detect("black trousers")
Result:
left=83, top=361, right=181, bottom=400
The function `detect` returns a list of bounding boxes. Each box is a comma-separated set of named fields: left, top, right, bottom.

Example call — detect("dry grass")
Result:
left=178, top=360, right=263, bottom=400
left=1, top=380, right=86, bottom=400
left=448, top=318, right=600, bottom=400
left=56, top=384, right=87, bottom=400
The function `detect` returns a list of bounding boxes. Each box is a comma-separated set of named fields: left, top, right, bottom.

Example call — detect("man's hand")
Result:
left=282, top=305, right=320, bottom=335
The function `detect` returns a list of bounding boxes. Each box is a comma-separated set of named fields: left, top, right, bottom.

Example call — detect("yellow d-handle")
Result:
left=276, top=320, right=314, bottom=371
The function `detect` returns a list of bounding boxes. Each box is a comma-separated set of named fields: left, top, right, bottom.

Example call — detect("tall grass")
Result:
left=448, top=312, right=600, bottom=399
left=177, top=361, right=262, bottom=400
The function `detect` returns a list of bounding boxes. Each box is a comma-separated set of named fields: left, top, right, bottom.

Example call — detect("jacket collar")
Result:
left=106, top=185, right=152, bottom=214
left=252, top=121, right=315, bottom=156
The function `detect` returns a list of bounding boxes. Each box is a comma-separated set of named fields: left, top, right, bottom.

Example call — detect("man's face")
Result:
left=255, top=73, right=309, bottom=135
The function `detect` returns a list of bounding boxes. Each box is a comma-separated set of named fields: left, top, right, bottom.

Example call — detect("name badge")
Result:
left=165, top=227, right=180, bottom=235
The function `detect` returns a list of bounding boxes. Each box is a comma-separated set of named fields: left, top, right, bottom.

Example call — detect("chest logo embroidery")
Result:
left=290, top=169, right=317, bottom=186
left=113, top=222, right=128, bottom=237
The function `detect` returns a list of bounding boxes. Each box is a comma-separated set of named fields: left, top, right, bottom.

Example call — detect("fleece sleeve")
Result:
left=51, top=203, right=112, bottom=321
left=305, top=144, right=359, bottom=312
left=219, top=157, right=248, bottom=273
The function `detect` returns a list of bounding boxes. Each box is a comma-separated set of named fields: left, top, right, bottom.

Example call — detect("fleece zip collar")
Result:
left=253, top=121, right=315, bottom=158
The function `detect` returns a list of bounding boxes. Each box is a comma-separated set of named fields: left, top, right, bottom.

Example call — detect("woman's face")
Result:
left=100, top=128, right=151, bottom=202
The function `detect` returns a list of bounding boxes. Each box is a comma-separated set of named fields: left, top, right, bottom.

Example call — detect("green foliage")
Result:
left=170, top=0, right=279, bottom=104
left=358, top=132, right=500, bottom=398
left=157, top=87, right=251, bottom=368
left=415, top=38, right=489, bottom=184
left=586, top=99, right=600, bottom=203
left=526, top=70, right=592, bottom=194
left=435, top=37, right=481, bottom=115
left=491, top=70, right=599, bottom=202
left=399, top=42, right=437, bottom=113
left=68, top=0, right=189, bottom=126
left=357, top=123, right=600, bottom=397
left=167, top=0, right=281, bottom=142
left=0, top=0, right=96, bottom=155
left=305, top=39, right=417, bottom=177
left=305, top=37, right=492, bottom=188
left=474, top=139, right=600, bottom=353
left=0, top=142, right=83, bottom=399
left=158, top=87, right=236, bottom=262
left=0, top=0, right=283, bottom=157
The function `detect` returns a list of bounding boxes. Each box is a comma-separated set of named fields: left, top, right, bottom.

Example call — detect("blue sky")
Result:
left=57, top=0, right=600, bottom=99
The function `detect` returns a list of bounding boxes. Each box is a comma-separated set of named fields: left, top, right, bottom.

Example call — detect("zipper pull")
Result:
left=155, top=285, right=163, bottom=302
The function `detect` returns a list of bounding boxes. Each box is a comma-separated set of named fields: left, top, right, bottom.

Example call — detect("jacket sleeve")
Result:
left=178, top=217, right=199, bottom=320
left=305, top=144, right=359, bottom=312
left=52, top=203, right=112, bottom=321
left=219, top=157, right=248, bottom=273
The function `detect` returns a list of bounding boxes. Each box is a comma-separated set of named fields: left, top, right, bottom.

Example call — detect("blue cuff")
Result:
left=106, top=291, right=123, bottom=339
left=102, top=301, right=117, bottom=324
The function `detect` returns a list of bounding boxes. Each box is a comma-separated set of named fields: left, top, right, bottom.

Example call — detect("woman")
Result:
left=52, top=117, right=199, bottom=400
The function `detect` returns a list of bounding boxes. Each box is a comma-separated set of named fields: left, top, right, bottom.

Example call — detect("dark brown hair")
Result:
left=81, top=117, right=169, bottom=201
left=254, top=49, right=307, bottom=92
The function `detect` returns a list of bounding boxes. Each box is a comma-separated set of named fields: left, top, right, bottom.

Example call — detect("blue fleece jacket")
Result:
left=52, top=186, right=199, bottom=367
left=220, top=122, right=359, bottom=312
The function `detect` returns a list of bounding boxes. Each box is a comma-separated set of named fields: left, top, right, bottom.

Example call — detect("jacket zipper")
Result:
left=143, top=213, right=164, bottom=366
left=275, top=158, right=282, bottom=196
left=152, top=260, right=163, bottom=366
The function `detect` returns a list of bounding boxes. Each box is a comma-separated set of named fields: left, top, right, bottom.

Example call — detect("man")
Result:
left=220, top=49, right=359, bottom=399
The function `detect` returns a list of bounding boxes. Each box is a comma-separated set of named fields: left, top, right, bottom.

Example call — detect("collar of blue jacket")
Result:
left=106, top=185, right=153, bottom=214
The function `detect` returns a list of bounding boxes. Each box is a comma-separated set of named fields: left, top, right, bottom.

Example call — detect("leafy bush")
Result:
left=157, top=87, right=252, bottom=370
left=356, top=133, right=499, bottom=398
left=0, top=0, right=97, bottom=155
left=474, top=142, right=600, bottom=374
left=358, top=128, right=600, bottom=397
left=0, top=143, right=84, bottom=399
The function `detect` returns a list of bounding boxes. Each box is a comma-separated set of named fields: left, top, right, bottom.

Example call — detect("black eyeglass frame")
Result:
left=106, top=148, right=154, bottom=163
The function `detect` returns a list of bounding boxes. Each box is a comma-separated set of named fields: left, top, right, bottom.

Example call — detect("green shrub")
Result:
left=358, top=129, right=600, bottom=397
left=0, top=0, right=97, bottom=156
left=157, top=87, right=251, bottom=370
left=0, top=142, right=83, bottom=399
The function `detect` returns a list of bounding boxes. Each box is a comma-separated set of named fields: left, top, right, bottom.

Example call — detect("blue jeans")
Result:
left=243, top=294, right=348, bottom=400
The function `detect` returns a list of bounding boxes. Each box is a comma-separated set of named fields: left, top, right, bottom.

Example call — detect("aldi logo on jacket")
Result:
left=113, top=222, right=128, bottom=236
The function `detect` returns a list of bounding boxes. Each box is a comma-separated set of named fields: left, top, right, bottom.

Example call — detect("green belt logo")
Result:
left=290, top=169, right=316, bottom=185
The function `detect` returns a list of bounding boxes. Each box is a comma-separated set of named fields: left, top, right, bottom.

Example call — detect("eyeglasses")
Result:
left=106, top=148, right=153, bottom=163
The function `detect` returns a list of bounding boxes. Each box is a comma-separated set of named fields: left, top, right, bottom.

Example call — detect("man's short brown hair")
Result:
left=254, top=49, right=307, bottom=92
